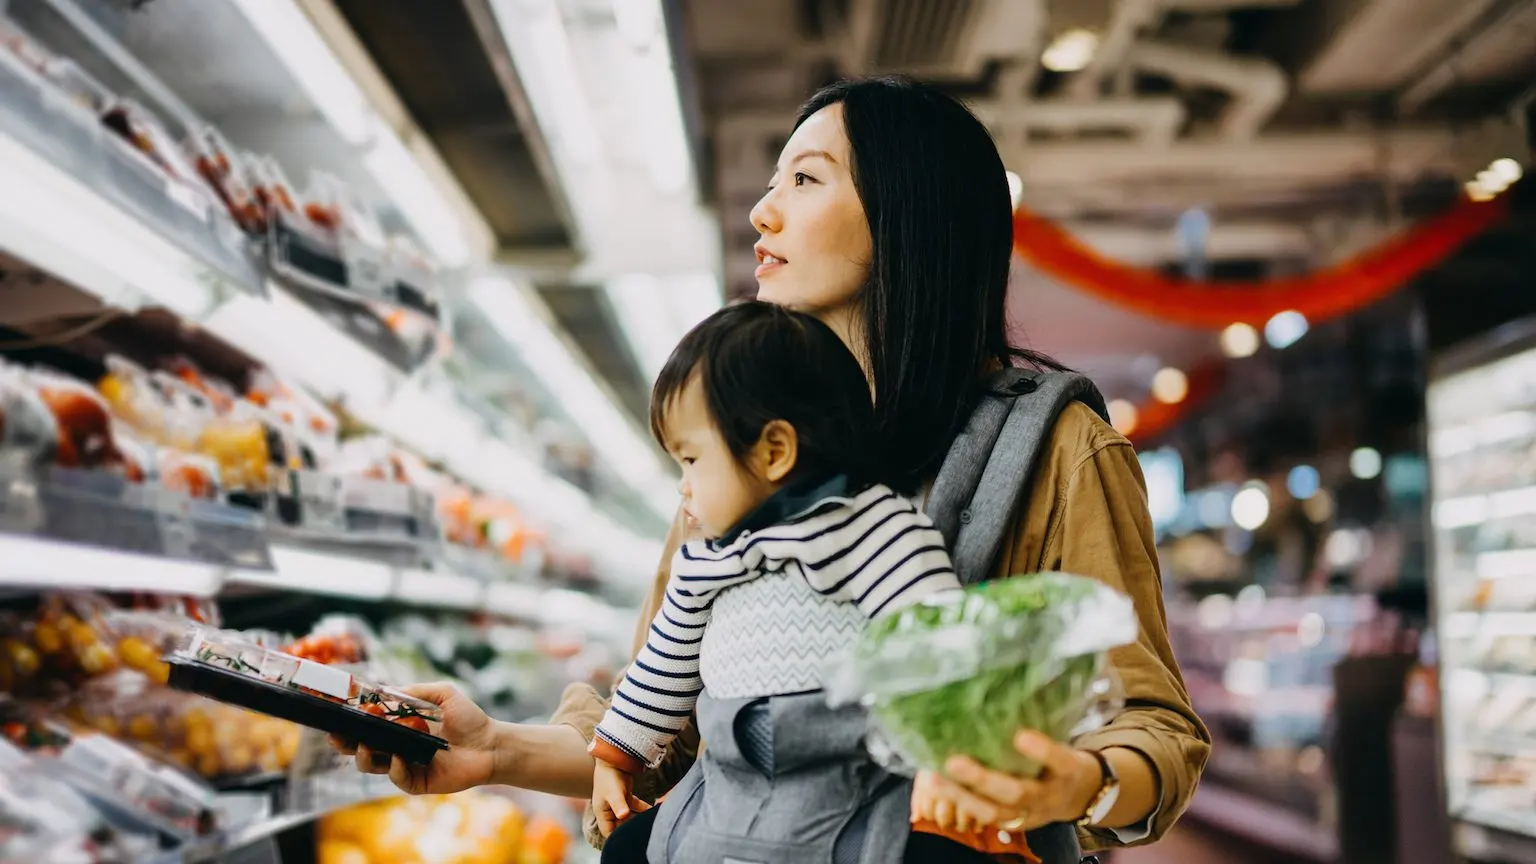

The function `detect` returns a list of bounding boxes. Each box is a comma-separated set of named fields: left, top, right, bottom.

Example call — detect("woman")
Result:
left=337, top=76, right=1209, bottom=860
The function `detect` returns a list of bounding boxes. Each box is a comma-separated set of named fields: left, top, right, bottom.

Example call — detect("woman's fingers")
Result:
left=923, top=774, right=1008, bottom=826
left=943, top=755, right=1041, bottom=810
left=328, top=735, right=358, bottom=756
left=355, top=744, right=392, bottom=776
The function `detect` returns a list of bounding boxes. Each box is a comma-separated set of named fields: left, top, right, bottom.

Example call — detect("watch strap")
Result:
left=1076, top=749, right=1118, bottom=827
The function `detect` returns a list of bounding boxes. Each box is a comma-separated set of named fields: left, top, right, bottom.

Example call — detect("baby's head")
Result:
left=650, top=300, right=875, bottom=538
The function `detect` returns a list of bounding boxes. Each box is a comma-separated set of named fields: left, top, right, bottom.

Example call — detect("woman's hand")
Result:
left=925, top=731, right=1103, bottom=832
left=592, top=762, right=651, bottom=838
left=328, top=682, right=499, bottom=796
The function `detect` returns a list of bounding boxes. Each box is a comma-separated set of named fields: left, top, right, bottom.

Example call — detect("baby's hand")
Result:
left=912, top=769, right=990, bottom=834
left=593, top=761, right=651, bottom=838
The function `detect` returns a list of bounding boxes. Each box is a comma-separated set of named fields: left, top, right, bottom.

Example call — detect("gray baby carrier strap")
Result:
left=645, top=369, right=1108, bottom=864
left=645, top=691, right=911, bottom=864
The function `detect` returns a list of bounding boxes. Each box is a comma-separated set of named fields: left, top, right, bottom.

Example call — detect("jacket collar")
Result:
left=709, top=473, right=856, bottom=549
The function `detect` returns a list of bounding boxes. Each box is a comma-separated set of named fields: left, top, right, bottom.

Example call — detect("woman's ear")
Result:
left=754, top=420, right=799, bottom=483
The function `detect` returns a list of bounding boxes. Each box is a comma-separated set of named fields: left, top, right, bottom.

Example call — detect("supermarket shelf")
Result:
left=1183, top=781, right=1339, bottom=862
left=394, top=567, right=485, bottom=610
left=1458, top=812, right=1536, bottom=864
left=0, top=58, right=664, bottom=588
left=0, top=533, right=223, bottom=595
left=0, top=49, right=260, bottom=318
left=1445, top=611, right=1536, bottom=637
left=0, top=530, right=630, bottom=634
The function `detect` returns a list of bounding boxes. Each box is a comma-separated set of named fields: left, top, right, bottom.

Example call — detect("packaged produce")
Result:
left=99, top=99, right=200, bottom=183
left=50, top=731, right=218, bottom=838
left=824, top=573, right=1136, bottom=777
left=187, top=127, right=267, bottom=235
left=167, top=625, right=446, bottom=763
left=0, top=742, right=159, bottom=864
left=69, top=671, right=300, bottom=779
left=317, top=791, right=570, bottom=864
left=0, top=364, right=58, bottom=463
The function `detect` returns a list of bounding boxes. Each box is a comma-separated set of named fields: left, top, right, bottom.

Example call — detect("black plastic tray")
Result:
left=165, top=659, right=447, bottom=764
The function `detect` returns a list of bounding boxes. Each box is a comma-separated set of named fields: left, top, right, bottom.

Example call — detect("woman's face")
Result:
left=749, top=104, right=872, bottom=335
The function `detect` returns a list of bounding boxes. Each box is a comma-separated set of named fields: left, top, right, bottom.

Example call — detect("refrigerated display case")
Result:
left=1428, top=316, right=1536, bottom=862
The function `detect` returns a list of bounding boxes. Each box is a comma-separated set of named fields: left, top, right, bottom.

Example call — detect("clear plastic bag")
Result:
left=823, top=572, right=1137, bottom=777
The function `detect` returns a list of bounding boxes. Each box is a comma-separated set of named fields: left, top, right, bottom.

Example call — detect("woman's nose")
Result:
left=749, top=188, right=781, bottom=235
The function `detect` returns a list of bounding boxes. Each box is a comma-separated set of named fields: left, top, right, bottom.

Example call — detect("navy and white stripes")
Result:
left=594, top=483, right=960, bottom=769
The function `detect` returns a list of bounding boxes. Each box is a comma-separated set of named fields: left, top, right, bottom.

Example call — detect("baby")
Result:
left=590, top=301, right=993, bottom=863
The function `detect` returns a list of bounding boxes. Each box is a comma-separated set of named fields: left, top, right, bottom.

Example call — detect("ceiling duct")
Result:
left=839, top=0, right=1047, bottom=77
left=1125, top=40, right=1288, bottom=139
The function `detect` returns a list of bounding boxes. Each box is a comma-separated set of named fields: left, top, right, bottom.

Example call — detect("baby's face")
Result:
left=661, top=378, right=773, bottom=539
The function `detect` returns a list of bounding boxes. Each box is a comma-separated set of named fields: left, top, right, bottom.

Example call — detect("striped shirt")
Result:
left=593, top=481, right=961, bottom=770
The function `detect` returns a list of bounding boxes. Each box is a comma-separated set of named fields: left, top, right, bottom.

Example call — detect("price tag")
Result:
left=291, top=659, right=352, bottom=701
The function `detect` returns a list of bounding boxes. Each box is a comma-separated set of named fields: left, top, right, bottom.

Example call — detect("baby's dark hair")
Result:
left=650, top=300, right=878, bottom=485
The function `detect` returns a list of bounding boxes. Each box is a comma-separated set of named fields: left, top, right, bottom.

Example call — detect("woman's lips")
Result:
left=755, top=251, right=786, bottom=279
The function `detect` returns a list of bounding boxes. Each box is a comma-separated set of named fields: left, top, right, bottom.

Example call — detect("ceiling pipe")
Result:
left=1125, top=40, right=1289, bottom=139
left=1065, top=0, right=1303, bottom=106
left=974, top=97, right=1188, bottom=146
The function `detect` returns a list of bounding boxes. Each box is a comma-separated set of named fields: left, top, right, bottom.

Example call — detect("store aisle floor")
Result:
left=1111, top=823, right=1314, bottom=864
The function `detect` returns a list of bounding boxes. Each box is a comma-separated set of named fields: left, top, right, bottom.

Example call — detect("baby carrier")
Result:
left=643, top=368, right=1109, bottom=864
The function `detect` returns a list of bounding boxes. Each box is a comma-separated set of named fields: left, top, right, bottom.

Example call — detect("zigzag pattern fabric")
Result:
left=593, top=483, right=960, bottom=769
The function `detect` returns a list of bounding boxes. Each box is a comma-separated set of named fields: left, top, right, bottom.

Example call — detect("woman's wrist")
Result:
left=487, top=721, right=598, bottom=799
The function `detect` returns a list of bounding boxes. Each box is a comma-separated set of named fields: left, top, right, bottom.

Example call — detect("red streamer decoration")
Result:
left=1012, top=193, right=1512, bottom=330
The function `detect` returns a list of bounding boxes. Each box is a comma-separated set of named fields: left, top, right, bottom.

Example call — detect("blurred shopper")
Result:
left=335, top=76, right=1209, bottom=863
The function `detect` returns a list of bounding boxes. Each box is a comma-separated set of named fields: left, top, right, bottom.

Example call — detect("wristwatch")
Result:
left=1076, top=750, right=1120, bottom=827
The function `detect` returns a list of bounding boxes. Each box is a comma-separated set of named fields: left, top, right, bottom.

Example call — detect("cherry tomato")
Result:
left=395, top=715, right=429, bottom=733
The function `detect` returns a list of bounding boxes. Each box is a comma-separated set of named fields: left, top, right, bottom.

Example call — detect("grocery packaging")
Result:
left=167, top=625, right=446, bottom=763
left=824, top=573, right=1137, bottom=777
left=316, top=791, right=571, bottom=864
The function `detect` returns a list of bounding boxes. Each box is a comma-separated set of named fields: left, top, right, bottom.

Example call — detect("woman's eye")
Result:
left=793, top=172, right=812, bottom=186
left=682, top=458, right=696, bottom=466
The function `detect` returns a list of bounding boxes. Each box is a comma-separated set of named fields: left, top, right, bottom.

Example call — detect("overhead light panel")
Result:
left=470, top=275, right=676, bottom=519
left=226, top=0, right=376, bottom=145
left=1042, top=29, right=1099, bottom=74
left=605, top=272, right=722, bottom=380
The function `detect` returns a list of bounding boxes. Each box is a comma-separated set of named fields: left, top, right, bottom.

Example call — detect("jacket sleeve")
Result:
left=1045, top=440, right=1211, bottom=851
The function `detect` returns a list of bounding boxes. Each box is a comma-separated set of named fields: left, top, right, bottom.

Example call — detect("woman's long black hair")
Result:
left=794, top=75, right=1066, bottom=494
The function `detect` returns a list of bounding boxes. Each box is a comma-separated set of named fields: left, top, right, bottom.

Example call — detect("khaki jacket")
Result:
left=552, top=401, right=1211, bottom=852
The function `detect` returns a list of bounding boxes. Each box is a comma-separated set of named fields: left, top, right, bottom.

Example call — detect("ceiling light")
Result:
left=606, top=272, right=722, bottom=381
left=226, top=0, right=376, bottom=145
left=1264, top=310, right=1309, bottom=349
left=611, top=0, right=663, bottom=49
left=1107, top=399, right=1139, bottom=435
left=1466, top=180, right=1496, bottom=202
left=1006, top=170, right=1023, bottom=211
left=1230, top=482, right=1270, bottom=531
left=1350, top=446, right=1383, bottom=480
left=1286, top=465, right=1320, bottom=500
left=1151, top=367, right=1189, bottom=404
left=1477, top=169, right=1508, bottom=194
left=1490, top=157, right=1524, bottom=186
left=470, top=275, right=676, bottom=519
left=1220, top=322, right=1260, bottom=358
left=1042, top=28, right=1099, bottom=73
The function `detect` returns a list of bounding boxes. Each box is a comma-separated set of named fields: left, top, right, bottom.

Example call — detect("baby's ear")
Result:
left=755, top=419, right=799, bottom=482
